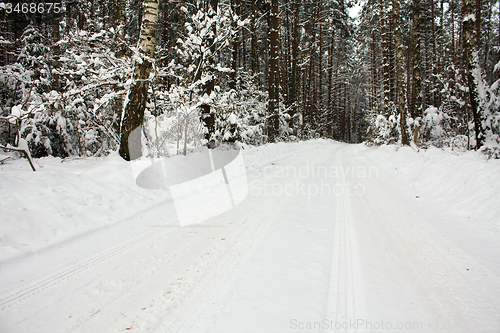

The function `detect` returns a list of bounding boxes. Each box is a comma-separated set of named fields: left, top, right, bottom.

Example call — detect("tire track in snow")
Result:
left=323, top=149, right=367, bottom=333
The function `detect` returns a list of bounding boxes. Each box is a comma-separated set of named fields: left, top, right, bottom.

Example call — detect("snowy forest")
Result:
left=0, top=0, right=499, bottom=160
left=2, top=1, right=500, bottom=331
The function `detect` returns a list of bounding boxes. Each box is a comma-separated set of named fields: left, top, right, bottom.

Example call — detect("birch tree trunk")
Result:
left=119, top=0, right=159, bottom=160
left=393, top=0, right=410, bottom=145
left=113, top=0, right=127, bottom=136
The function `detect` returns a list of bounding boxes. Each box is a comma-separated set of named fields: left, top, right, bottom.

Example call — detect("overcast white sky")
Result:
left=349, top=1, right=362, bottom=20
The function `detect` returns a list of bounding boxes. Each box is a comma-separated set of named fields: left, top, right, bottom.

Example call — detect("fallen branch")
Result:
left=0, top=145, right=36, bottom=171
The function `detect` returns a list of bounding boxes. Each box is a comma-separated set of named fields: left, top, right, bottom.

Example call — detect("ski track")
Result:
left=323, top=148, right=367, bottom=333
left=0, top=222, right=175, bottom=311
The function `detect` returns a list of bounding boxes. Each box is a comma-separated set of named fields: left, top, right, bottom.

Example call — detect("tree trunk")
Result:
left=430, top=0, right=437, bottom=106
left=290, top=0, right=300, bottom=114
left=371, top=32, right=377, bottom=112
left=251, top=0, right=258, bottom=77
left=380, top=0, right=389, bottom=111
left=388, top=7, right=397, bottom=105
left=113, top=0, right=127, bottom=136
left=305, top=0, right=320, bottom=126
left=318, top=22, right=323, bottom=111
left=422, top=0, right=429, bottom=108
left=200, top=0, right=219, bottom=146
left=52, top=2, right=61, bottom=92
left=66, top=0, right=72, bottom=35
left=102, top=1, right=107, bottom=29
left=462, top=0, right=484, bottom=149
left=438, top=0, right=444, bottom=106
left=411, top=0, right=422, bottom=122
left=118, top=0, right=159, bottom=160
left=89, top=0, right=94, bottom=31
left=451, top=0, right=456, bottom=66
left=328, top=30, right=334, bottom=116
left=267, top=0, right=280, bottom=142
left=393, top=0, right=409, bottom=145
left=229, top=0, right=240, bottom=90
left=327, top=32, right=334, bottom=137
left=476, top=0, right=481, bottom=48
left=283, top=0, right=291, bottom=106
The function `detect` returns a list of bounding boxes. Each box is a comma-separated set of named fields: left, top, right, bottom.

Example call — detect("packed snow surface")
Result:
left=0, top=140, right=499, bottom=332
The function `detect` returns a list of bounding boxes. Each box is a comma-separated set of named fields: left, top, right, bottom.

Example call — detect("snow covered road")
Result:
left=1, top=141, right=499, bottom=332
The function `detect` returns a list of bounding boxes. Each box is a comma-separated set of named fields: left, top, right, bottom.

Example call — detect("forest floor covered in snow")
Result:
left=0, top=140, right=499, bottom=332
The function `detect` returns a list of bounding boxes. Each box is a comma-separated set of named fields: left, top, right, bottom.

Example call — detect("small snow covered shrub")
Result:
left=480, top=145, right=500, bottom=159
left=231, top=87, right=267, bottom=146
left=217, top=112, right=241, bottom=143
left=419, top=107, right=451, bottom=147
left=20, top=110, right=75, bottom=158
left=372, top=113, right=399, bottom=145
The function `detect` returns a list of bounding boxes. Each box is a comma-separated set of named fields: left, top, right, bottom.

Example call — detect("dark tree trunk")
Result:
left=380, top=0, right=389, bottom=111
left=462, top=0, right=484, bottom=149
left=267, top=0, right=280, bottom=142
left=393, top=0, right=410, bottom=145
left=200, top=0, right=219, bottom=146
left=52, top=2, right=61, bottom=92
left=229, top=0, right=240, bottom=90
left=305, top=0, right=320, bottom=126
left=430, top=0, right=436, bottom=106
left=411, top=0, right=422, bottom=120
left=451, top=0, right=456, bottom=66
left=290, top=0, right=300, bottom=114
left=251, top=0, right=258, bottom=77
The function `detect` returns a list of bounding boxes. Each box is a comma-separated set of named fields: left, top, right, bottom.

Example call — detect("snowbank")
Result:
left=360, top=144, right=500, bottom=274
left=0, top=140, right=329, bottom=262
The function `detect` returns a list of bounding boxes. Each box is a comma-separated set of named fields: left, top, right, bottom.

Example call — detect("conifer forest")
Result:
left=0, top=0, right=499, bottom=159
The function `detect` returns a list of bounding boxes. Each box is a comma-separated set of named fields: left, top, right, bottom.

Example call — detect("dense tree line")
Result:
left=356, top=0, right=500, bottom=156
left=0, top=0, right=499, bottom=160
